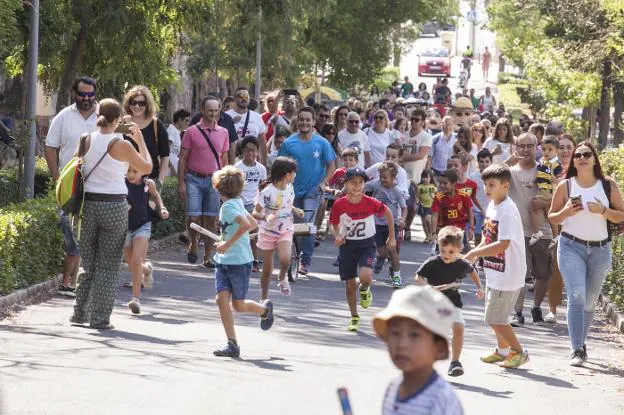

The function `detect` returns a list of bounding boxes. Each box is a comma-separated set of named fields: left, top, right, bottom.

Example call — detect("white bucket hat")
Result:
left=373, top=285, right=456, bottom=343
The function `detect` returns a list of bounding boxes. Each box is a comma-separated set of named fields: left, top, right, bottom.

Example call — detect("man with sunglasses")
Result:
left=506, top=133, right=555, bottom=327
left=44, top=76, right=99, bottom=298
left=261, top=93, right=281, bottom=141
left=225, top=87, right=267, bottom=163
left=315, top=104, right=331, bottom=132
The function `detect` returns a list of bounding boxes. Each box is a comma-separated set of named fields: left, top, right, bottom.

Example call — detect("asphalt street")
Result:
left=1, top=218, right=623, bottom=415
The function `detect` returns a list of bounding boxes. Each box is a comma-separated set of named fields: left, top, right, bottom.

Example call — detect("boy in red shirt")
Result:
left=432, top=169, right=474, bottom=251
left=330, top=167, right=396, bottom=332
left=449, top=154, right=484, bottom=213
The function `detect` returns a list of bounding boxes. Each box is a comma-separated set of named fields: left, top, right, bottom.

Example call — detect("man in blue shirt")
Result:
left=279, top=106, right=336, bottom=274
left=429, top=116, right=457, bottom=180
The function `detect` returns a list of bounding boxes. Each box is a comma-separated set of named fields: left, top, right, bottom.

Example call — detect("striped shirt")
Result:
left=382, top=372, right=464, bottom=415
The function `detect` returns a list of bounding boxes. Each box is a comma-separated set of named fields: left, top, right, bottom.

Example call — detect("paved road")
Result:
left=1, top=219, right=623, bottom=415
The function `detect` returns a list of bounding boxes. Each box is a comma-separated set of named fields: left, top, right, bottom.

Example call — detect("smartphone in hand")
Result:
left=570, top=195, right=583, bottom=207
left=115, top=123, right=132, bottom=134
left=337, top=387, right=353, bottom=415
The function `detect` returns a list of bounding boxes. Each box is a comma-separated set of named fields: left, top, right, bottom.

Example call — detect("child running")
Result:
left=365, top=161, right=407, bottom=288
left=415, top=226, right=484, bottom=377
left=417, top=169, right=437, bottom=243
left=212, top=166, right=274, bottom=358
left=464, top=164, right=529, bottom=368
left=254, top=157, right=304, bottom=299
left=235, top=136, right=267, bottom=272
left=529, top=135, right=562, bottom=245
left=330, top=167, right=396, bottom=332
left=124, top=166, right=169, bottom=314
left=373, top=285, right=464, bottom=414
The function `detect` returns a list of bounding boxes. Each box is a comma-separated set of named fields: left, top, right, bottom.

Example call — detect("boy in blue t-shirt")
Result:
left=211, top=166, right=274, bottom=358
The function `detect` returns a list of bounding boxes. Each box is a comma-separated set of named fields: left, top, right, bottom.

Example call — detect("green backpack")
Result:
left=55, top=134, right=116, bottom=215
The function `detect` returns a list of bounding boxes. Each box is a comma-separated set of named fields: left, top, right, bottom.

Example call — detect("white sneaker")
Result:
left=142, top=262, right=154, bottom=289
left=278, top=279, right=291, bottom=296
left=529, top=230, right=543, bottom=246
left=128, top=298, right=141, bottom=314
left=544, top=312, right=557, bottom=323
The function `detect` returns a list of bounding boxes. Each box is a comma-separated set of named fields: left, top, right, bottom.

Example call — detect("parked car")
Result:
left=418, top=48, right=451, bottom=77
left=421, top=22, right=440, bottom=37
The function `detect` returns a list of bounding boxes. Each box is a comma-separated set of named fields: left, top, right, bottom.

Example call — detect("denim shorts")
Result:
left=244, top=203, right=255, bottom=214
left=125, top=221, right=152, bottom=247
left=59, top=210, right=80, bottom=256
left=185, top=172, right=220, bottom=217
left=215, top=262, right=252, bottom=300
left=474, top=210, right=485, bottom=236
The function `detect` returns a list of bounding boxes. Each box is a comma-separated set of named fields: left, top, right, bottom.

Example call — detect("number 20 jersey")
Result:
left=329, top=195, right=387, bottom=243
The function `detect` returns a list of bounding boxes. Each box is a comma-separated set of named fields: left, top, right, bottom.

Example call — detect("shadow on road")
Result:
left=450, top=381, right=514, bottom=398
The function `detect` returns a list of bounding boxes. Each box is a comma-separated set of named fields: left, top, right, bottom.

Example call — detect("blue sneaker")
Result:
left=214, top=340, right=240, bottom=358
left=260, top=300, right=274, bottom=330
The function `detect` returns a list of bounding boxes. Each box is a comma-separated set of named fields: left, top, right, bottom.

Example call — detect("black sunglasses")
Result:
left=411, top=118, right=422, bottom=122
left=77, top=91, right=95, bottom=98
left=573, top=151, right=593, bottom=160
left=348, top=120, right=360, bottom=124
left=374, top=116, right=385, bottom=120
left=318, top=114, right=330, bottom=118
left=129, top=100, right=147, bottom=107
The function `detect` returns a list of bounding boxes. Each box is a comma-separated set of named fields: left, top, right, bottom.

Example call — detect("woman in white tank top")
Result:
left=70, top=98, right=152, bottom=330
left=549, top=142, right=624, bottom=366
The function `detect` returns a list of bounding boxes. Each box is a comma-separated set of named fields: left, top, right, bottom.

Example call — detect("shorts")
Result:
left=484, top=287, right=522, bottom=325
left=185, top=172, right=220, bottom=217
left=524, top=237, right=554, bottom=281
left=215, top=262, right=252, bottom=300
left=417, top=206, right=432, bottom=217
left=338, top=242, right=376, bottom=281
left=244, top=203, right=255, bottom=214
left=407, top=182, right=418, bottom=209
left=257, top=228, right=294, bottom=251
left=375, top=225, right=399, bottom=248
left=125, top=221, right=152, bottom=247
left=59, top=211, right=80, bottom=256
left=474, top=210, right=485, bottom=237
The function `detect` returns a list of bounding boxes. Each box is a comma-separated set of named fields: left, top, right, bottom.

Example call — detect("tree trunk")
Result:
left=55, top=22, right=88, bottom=113
left=598, top=60, right=612, bottom=150
left=613, top=79, right=623, bottom=147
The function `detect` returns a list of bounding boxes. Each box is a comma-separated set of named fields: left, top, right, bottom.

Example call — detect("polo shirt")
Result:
left=181, top=120, right=229, bottom=176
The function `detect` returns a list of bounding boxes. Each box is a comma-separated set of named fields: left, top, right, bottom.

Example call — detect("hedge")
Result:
left=600, top=147, right=624, bottom=310
left=0, top=158, right=52, bottom=207
left=151, top=176, right=186, bottom=239
left=0, top=195, right=65, bottom=296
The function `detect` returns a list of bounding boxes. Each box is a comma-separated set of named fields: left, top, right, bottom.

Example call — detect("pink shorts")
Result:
left=257, top=228, right=294, bottom=251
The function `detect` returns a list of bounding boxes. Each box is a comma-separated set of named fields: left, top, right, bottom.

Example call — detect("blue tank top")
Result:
left=126, top=178, right=149, bottom=231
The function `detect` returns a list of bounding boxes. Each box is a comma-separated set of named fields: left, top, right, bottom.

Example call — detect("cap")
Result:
left=373, top=285, right=456, bottom=343
left=344, top=167, right=368, bottom=182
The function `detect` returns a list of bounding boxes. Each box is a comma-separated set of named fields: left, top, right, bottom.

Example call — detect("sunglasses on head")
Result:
left=573, top=151, right=593, bottom=160
left=77, top=91, right=95, bottom=98
left=129, top=100, right=147, bottom=107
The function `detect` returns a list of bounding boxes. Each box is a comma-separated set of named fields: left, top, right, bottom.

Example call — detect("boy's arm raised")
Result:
left=464, top=240, right=510, bottom=263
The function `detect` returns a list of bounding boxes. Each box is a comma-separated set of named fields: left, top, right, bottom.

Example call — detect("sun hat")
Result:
left=344, top=167, right=369, bottom=182
left=373, top=285, right=456, bottom=343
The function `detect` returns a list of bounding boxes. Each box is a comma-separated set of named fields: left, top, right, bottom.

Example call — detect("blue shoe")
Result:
left=260, top=300, right=274, bottom=331
left=214, top=340, right=240, bottom=357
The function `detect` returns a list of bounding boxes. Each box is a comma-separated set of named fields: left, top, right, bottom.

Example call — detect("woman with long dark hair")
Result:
left=548, top=141, right=624, bottom=366
left=333, top=105, right=350, bottom=132
left=483, top=117, right=514, bottom=164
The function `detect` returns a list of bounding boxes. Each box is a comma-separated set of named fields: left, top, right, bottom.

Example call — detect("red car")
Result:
left=418, top=48, right=451, bottom=77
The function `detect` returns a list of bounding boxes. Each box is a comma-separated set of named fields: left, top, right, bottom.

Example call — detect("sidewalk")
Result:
left=2, top=222, right=624, bottom=414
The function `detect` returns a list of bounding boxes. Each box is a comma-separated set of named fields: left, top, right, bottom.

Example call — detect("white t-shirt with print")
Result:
left=482, top=196, right=526, bottom=291
left=235, top=160, right=267, bottom=206
left=337, top=129, right=370, bottom=168
left=402, top=130, right=433, bottom=183
left=226, top=109, right=267, bottom=139
left=256, top=183, right=296, bottom=233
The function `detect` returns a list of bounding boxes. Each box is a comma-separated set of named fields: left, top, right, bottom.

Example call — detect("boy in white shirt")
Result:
left=464, top=164, right=529, bottom=369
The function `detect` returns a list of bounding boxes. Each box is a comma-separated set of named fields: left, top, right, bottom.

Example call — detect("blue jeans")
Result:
left=185, top=172, right=220, bottom=217
left=557, top=236, right=612, bottom=351
left=294, top=186, right=321, bottom=266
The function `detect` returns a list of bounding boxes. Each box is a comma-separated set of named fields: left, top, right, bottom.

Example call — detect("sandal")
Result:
left=203, top=258, right=216, bottom=268
left=278, top=279, right=291, bottom=296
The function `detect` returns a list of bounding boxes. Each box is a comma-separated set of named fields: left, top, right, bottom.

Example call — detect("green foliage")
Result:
left=151, top=176, right=186, bottom=240
left=372, top=67, right=401, bottom=94
left=0, top=0, right=22, bottom=63
left=600, top=147, right=624, bottom=310
left=0, top=195, right=64, bottom=296
left=0, top=158, right=52, bottom=207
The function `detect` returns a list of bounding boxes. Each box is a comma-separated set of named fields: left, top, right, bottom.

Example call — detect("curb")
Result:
left=0, top=274, right=62, bottom=314
left=598, top=293, right=624, bottom=334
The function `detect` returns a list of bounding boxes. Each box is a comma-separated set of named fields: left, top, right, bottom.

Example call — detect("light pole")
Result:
left=255, top=7, right=262, bottom=100
left=23, top=0, right=40, bottom=200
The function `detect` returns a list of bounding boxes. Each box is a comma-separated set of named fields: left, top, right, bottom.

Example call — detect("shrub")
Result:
left=0, top=157, right=52, bottom=207
left=600, top=147, right=624, bottom=310
left=0, top=195, right=64, bottom=296
left=151, top=176, right=186, bottom=239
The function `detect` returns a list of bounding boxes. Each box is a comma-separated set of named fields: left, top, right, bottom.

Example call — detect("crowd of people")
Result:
left=43, top=74, right=624, bottom=413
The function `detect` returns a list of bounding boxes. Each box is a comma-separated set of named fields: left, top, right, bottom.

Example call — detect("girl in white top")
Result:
left=483, top=117, right=515, bottom=164
left=70, top=98, right=152, bottom=330
left=364, top=110, right=401, bottom=165
left=253, top=157, right=304, bottom=298
left=549, top=142, right=624, bottom=366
